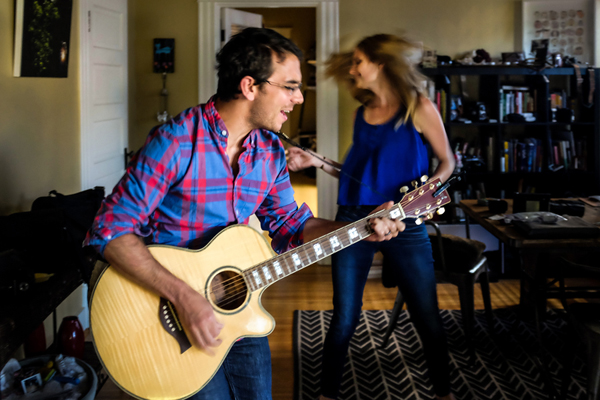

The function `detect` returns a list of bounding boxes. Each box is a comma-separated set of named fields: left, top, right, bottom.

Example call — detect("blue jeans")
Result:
left=188, top=337, right=272, bottom=400
left=320, top=205, right=451, bottom=398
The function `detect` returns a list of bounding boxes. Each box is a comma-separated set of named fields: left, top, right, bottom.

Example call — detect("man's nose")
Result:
left=293, top=89, right=304, bottom=104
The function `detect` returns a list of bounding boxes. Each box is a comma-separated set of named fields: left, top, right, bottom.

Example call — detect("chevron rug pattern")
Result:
left=293, top=308, right=587, bottom=400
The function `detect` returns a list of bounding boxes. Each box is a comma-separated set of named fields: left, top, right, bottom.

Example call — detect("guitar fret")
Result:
left=252, top=269, right=263, bottom=287
left=313, top=242, right=323, bottom=259
left=281, top=255, right=294, bottom=274
left=291, top=253, right=303, bottom=269
left=246, top=272, right=256, bottom=291
left=329, top=235, right=341, bottom=250
left=304, top=246, right=314, bottom=262
left=273, top=260, right=284, bottom=277
left=348, top=226, right=359, bottom=242
left=262, top=265, right=273, bottom=281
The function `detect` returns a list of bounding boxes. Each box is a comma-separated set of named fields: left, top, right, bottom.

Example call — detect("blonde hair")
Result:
left=326, top=34, right=428, bottom=123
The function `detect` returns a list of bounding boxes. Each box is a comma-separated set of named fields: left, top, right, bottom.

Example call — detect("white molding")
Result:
left=198, top=0, right=339, bottom=221
left=80, top=0, right=91, bottom=190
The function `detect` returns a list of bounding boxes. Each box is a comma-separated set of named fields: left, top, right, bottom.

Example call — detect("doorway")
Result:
left=198, top=0, right=339, bottom=221
left=236, top=7, right=318, bottom=214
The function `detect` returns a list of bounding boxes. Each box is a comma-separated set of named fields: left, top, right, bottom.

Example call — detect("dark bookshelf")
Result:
left=423, top=66, right=600, bottom=206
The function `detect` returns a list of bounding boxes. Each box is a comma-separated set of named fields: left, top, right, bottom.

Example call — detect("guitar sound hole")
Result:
left=209, top=270, right=248, bottom=311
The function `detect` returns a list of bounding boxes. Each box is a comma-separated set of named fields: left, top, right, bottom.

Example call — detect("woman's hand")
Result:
left=285, top=147, right=318, bottom=172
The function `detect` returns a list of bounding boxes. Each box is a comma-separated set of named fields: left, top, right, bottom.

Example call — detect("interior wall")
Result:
left=129, top=0, right=199, bottom=152
left=0, top=1, right=81, bottom=214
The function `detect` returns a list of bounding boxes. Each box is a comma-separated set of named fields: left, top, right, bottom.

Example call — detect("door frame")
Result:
left=197, top=0, right=339, bottom=221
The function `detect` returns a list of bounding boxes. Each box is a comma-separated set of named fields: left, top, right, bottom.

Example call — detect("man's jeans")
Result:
left=188, top=336, right=272, bottom=400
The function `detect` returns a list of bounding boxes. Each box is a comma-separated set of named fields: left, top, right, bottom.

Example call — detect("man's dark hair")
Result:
left=216, top=28, right=303, bottom=101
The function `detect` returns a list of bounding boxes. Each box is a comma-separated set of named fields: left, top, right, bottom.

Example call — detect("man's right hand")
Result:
left=174, top=286, right=224, bottom=355
left=104, top=234, right=224, bottom=354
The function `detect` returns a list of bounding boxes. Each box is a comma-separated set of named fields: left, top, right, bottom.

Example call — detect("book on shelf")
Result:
left=551, top=130, right=587, bottom=171
left=550, top=90, right=568, bottom=111
left=487, top=137, right=494, bottom=172
left=499, top=85, right=536, bottom=122
left=500, top=138, right=542, bottom=173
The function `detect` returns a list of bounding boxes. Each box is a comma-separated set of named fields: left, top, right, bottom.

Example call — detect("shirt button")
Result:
left=221, top=130, right=227, bottom=136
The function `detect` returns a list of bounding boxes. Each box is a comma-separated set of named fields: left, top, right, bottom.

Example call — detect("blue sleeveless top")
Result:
left=338, top=106, right=429, bottom=205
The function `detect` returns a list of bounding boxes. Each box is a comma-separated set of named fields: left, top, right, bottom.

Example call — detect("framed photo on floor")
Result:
left=521, top=0, right=594, bottom=64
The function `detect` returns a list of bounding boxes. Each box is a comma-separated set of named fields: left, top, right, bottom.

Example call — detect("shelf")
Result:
left=425, top=67, right=599, bottom=197
left=422, top=66, right=592, bottom=76
left=446, top=121, right=594, bottom=127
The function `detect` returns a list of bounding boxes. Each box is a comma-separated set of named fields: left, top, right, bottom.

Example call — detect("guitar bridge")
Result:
left=159, top=297, right=192, bottom=354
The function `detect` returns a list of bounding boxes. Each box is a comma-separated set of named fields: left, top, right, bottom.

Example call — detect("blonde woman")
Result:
left=287, top=34, right=456, bottom=400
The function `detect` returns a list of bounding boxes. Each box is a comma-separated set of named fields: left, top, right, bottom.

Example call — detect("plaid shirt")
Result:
left=84, top=97, right=313, bottom=256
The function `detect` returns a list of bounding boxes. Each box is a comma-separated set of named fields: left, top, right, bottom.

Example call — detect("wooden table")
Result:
left=459, top=199, right=600, bottom=315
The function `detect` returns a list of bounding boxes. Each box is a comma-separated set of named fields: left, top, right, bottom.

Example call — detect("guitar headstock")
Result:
left=398, top=176, right=452, bottom=224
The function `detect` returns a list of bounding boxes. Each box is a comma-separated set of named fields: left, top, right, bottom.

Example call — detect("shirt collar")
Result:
left=205, top=95, right=261, bottom=148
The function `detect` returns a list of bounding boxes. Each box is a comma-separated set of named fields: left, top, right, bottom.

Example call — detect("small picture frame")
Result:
left=154, top=38, right=175, bottom=73
left=20, top=373, right=42, bottom=394
left=422, top=50, right=437, bottom=68
left=513, top=193, right=551, bottom=213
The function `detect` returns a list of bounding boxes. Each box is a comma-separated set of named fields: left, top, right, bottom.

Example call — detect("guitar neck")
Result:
left=243, top=204, right=406, bottom=292
left=242, top=177, right=451, bottom=292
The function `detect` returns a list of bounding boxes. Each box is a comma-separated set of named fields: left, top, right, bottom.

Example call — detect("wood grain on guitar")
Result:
left=89, top=177, right=450, bottom=400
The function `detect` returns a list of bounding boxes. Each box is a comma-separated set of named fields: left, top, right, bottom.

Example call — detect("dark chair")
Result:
left=381, top=220, right=494, bottom=354
left=558, top=256, right=600, bottom=400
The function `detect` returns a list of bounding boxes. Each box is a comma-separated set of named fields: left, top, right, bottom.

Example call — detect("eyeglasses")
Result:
left=257, top=80, right=303, bottom=96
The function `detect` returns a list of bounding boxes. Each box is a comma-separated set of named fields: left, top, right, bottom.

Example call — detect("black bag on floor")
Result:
left=0, top=187, right=105, bottom=283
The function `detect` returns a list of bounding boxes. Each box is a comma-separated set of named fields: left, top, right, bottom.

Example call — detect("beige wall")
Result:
left=0, top=1, right=81, bottom=214
left=128, top=0, right=199, bottom=152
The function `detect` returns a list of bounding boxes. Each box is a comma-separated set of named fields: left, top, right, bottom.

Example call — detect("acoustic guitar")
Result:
left=89, top=176, right=451, bottom=400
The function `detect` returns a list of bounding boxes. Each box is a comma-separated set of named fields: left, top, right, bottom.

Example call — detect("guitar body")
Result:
left=90, top=225, right=276, bottom=400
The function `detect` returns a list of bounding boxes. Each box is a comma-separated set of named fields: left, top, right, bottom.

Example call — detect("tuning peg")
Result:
left=427, top=213, right=434, bottom=220
left=399, top=186, right=409, bottom=195
left=436, top=207, right=445, bottom=215
left=414, top=217, right=423, bottom=225
left=411, top=180, right=418, bottom=189
left=420, top=175, right=429, bottom=184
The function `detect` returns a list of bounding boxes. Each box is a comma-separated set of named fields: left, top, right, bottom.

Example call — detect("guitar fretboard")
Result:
left=243, top=205, right=406, bottom=292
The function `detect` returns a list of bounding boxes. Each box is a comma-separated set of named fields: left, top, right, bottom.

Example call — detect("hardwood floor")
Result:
left=94, top=266, right=521, bottom=400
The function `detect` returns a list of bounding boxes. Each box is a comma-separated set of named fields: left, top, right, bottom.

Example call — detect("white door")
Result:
left=221, top=8, right=263, bottom=47
left=80, top=0, right=128, bottom=193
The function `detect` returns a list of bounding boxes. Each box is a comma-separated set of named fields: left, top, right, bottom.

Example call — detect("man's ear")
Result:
left=239, top=76, right=258, bottom=101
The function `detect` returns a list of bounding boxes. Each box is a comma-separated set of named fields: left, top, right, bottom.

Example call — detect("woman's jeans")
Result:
left=320, top=205, right=451, bottom=398
left=188, top=337, right=272, bottom=400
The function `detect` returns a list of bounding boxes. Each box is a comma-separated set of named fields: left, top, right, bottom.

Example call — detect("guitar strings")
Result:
left=202, top=192, right=438, bottom=305
left=201, top=203, right=422, bottom=299
left=204, top=216, right=380, bottom=297
left=201, top=193, right=447, bottom=311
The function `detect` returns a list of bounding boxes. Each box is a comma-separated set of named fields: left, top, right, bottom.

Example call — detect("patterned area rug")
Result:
left=293, top=308, right=588, bottom=400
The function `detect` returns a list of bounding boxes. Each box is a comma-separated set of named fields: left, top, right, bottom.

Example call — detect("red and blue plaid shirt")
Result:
left=84, top=97, right=313, bottom=256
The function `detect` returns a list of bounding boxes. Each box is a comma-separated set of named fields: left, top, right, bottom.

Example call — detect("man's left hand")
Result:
left=364, top=201, right=406, bottom=242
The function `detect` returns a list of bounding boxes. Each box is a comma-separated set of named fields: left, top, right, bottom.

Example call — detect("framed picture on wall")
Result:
left=13, top=0, right=74, bottom=77
left=521, top=0, right=594, bottom=65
